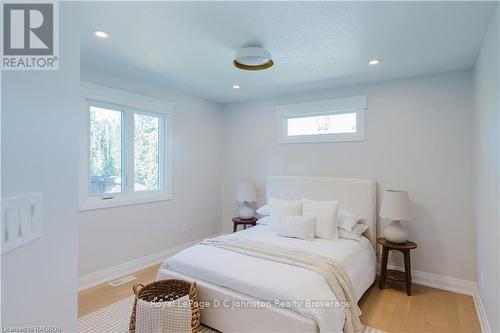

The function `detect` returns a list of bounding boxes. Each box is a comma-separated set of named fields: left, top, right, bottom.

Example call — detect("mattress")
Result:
left=159, top=225, right=376, bottom=332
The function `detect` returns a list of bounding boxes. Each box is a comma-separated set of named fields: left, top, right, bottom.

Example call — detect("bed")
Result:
left=157, top=176, right=377, bottom=333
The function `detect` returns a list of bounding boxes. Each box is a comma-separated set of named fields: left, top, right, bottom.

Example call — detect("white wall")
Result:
left=473, top=5, right=500, bottom=332
left=79, top=68, right=223, bottom=277
left=1, top=4, right=80, bottom=331
left=221, top=70, right=476, bottom=282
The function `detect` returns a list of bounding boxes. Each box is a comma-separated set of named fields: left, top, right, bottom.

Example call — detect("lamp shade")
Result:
left=235, top=182, right=257, bottom=203
left=380, top=190, right=411, bottom=221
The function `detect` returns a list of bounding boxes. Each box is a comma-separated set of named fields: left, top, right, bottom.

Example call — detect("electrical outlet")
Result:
left=388, top=251, right=397, bottom=266
left=182, top=223, right=188, bottom=233
left=480, top=271, right=484, bottom=289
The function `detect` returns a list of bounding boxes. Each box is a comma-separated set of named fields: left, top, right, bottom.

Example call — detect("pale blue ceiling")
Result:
left=79, top=1, right=496, bottom=103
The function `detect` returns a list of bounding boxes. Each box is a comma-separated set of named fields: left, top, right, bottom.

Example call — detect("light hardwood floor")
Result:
left=78, top=265, right=481, bottom=333
left=78, top=264, right=161, bottom=318
left=359, top=282, right=480, bottom=333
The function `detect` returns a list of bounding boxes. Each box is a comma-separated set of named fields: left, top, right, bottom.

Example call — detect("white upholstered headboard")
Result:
left=266, top=176, right=377, bottom=247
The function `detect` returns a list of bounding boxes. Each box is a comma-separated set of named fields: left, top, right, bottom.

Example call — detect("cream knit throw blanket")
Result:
left=200, top=238, right=362, bottom=333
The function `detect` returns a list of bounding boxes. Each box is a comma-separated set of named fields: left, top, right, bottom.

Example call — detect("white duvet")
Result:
left=159, top=225, right=376, bottom=333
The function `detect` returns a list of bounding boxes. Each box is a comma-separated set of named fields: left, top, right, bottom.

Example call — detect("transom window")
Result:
left=276, top=95, right=367, bottom=143
left=80, top=83, right=173, bottom=210
left=286, top=112, right=357, bottom=136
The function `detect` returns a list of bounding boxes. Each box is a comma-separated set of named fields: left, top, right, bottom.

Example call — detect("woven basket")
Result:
left=129, top=279, right=200, bottom=333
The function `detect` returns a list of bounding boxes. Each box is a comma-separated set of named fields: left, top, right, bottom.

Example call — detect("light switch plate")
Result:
left=1, top=193, right=43, bottom=255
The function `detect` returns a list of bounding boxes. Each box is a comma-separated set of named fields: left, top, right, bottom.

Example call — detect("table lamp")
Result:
left=236, top=182, right=257, bottom=219
left=380, top=189, right=411, bottom=243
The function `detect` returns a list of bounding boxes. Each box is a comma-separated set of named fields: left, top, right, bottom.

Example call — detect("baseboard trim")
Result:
left=78, top=233, right=224, bottom=291
left=472, top=287, right=492, bottom=333
left=380, top=263, right=476, bottom=295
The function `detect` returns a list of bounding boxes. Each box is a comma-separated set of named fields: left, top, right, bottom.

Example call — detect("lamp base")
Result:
left=384, top=220, right=409, bottom=243
left=239, top=202, right=255, bottom=219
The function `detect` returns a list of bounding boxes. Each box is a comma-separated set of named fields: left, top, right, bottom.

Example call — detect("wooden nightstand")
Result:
left=232, top=217, right=258, bottom=233
left=377, top=237, right=417, bottom=296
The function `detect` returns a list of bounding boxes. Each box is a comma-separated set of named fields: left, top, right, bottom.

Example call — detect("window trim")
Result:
left=276, top=95, right=367, bottom=144
left=79, top=82, right=174, bottom=211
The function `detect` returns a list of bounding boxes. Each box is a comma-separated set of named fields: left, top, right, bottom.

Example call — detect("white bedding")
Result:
left=159, top=225, right=376, bottom=333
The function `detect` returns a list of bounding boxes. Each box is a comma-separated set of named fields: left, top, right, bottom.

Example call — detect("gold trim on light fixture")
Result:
left=233, top=59, right=274, bottom=71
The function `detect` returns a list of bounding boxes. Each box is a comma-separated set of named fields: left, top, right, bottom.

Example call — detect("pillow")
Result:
left=279, top=215, right=315, bottom=241
left=337, top=209, right=362, bottom=231
left=256, top=215, right=271, bottom=225
left=302, top=199, right=339, bottom=240
left=256, top=204, right=270, bottom=216
left=339, top=223, right=368, bottom=241
left=269, top=197, right=302, bottom=231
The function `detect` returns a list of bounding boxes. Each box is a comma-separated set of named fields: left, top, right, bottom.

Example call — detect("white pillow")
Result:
left=256, top=215, right=271, bottom=225
left=269, top=197, right=302, bottom=231
left=339, top=223, right=368, bottom=241
left=337, top=209, right=362, bottom=231
left=279, top=215, right=315, bottom=241
left=302, top=199, right=339, bottom=240
left=256, top=204, right=270, bottom=216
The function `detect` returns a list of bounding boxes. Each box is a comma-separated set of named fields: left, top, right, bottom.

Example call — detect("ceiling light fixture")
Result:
left=93, top=30, right=110, bottom=39
left=232, top=85, right=240, bottom=89
left=368, top=59, right=380, bottom=65
left=234, top=46, right=273, bottom=71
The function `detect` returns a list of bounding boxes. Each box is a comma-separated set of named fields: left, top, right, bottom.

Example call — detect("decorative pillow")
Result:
left=268, top=197, right=302, bottom=231
left=256, top=204, right=270, bottom=216
left=136, top=295, right=191, bottom=333
left=337, top=209, right=362, bottom=231
left=339, top=223, right=369, bottom=241
left=256, top=215, right=271, bottom=225
left=279, top=215, right=315, bottom=241
left=302, top=199, right=339, bottom=240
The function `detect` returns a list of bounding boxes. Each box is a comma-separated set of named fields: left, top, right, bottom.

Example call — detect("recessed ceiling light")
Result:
left=368, top=59, right=380, bottom=65
left=93, top=30, right=110, bottom=39
left=234, top=46, right=273, bottom=71
left=232, top=85, right=240, bottom=89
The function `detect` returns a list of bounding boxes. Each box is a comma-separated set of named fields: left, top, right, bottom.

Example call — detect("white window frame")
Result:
left=276, top=95, right=367, bottom=144
left=79, top=82, right=174, bottom=211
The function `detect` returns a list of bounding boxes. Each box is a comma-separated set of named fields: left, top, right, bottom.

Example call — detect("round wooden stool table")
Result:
left=377, top=237, right=417, bottom=296
left=232, top=217, right=258, bottom=233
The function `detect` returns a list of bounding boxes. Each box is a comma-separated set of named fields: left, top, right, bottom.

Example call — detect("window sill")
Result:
left=79, top=192, right=172, bottom=211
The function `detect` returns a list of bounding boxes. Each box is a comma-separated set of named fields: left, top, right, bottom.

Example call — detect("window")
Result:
left=80, top=83, right=173, bottom=210
left=134, top=113, right=161, bottom=191
left=276, top=95, right=367, bottom=143
left=89, top=106, right=123, bottom=194
left=286, top=112, right=357, bottom=136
